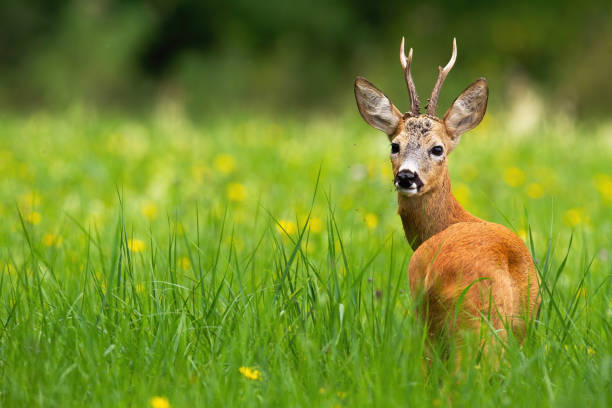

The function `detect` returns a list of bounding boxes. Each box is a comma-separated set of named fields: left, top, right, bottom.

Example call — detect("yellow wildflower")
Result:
left=150, top=396, right=171, bottom=408
left=26, top=211, right=41, bottom=225
left=587, top=347, right=596, bottom=356
left=308, top=216, right=323, bottom=234
left=226, top=182, right=247, bottom=202
left=453, top=183, right=471, bottom=206
left=276, top=220, right=297, bottom=235
left=239, top=366, right=261, bottom=381
left=319, top=387, right=326, bottom=394
left=526, top=183, right=544, bottom=199
left=19, top=191, right=41, bottom=207
left=142, top=202, right=159, bottom=220
left=364, top=213, right=378, bottom=230
left=503, top=167, right=525, bottom=187
left=128, top=238, right=146, bottom=253
left=337, top=391, right=347, bottom=399
left=42, top=233, right=62, bottom=247
left=595, top=173, right=612, bottom=203
left=563, top=208, right=585, bottom=227
left=214, top=154, right=236, bottom=174
left=177, top=256, right=191, bottom=270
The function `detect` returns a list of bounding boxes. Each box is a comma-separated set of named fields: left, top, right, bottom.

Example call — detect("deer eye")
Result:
left=430, top=145, right=444, bottom=156
left=391, top=143, right=400, bottom=154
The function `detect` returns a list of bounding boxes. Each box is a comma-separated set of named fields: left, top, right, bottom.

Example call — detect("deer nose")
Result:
left=395, top=170, right=423, bottom=189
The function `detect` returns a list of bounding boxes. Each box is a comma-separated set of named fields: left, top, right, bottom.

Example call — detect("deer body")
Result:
left=354, top=38, right=539, bottom=342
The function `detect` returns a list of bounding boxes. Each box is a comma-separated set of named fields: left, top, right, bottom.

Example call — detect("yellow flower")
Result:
left=308, top=216, right=323, bottom=234
left=526, top=183, right=544, bottom=199
left=337, top=391, right=347, bottom=399
left=142, top=202, right=159, bottom=220
left=19, top=191, right=41, bottom=207
left=177, top=256, right=191, bottom=270
left=563, top=208, right=585, bottom=227
left=503, top=167, right=525, bottom=187
left=214, top=154, right=236, bottom=174
left=128, top=238, right=146, bottom=253
left=26, top=211, right=41, bottom=225
left=453, top=183, right=471, bottom=206
left=276, top=220, right=297, bottom=235
left=226, top=182, right=247, bottom=202
left=364, top=213, right=378, bottom=230
left=150, top=396, right=171, bottom=408
left=319, top=387, right=326, bottom=394
left=595, top=173, right=612, bottom=203
left=239, top=366, right=261, bottom=381
left=587, top=347, right=596, bottom=356
left=42, top=233, right=62, bottom=247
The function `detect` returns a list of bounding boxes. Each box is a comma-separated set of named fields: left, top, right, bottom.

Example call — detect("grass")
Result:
left=0, top=107, right=610, bottom=407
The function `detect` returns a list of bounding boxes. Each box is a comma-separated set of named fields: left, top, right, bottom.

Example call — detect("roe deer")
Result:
left=354, top=38, right=540, bottom=344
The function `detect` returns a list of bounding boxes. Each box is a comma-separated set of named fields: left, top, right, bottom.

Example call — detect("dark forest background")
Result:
left=1, top=0, right=611, bottom=119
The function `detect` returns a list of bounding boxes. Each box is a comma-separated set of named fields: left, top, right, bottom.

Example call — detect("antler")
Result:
left=400, top=37, right=420, bottom=116
left=426, top=37, right=457, bottom=116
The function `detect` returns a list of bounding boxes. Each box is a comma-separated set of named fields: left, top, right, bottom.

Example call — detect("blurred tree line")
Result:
left=1, top=0, right=611, bottom=118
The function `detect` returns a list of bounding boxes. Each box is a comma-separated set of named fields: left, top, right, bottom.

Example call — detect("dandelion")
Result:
left=214, top=154, right=236, bottom=174
left=19, top=191, right=41, bottom=207
left=26, top=211, right=41, bottom=225
left=308, top=216, right=323, bottom=234
left=276, top=220, right=297, bottom=235
left=128, top=238, right=146, bottom=253
left=453, top=183, right=471, bottom=206
left=525, top=182, right=544, bottom=199
left=226, top=182, right=247, bottom=202
left=142, top=202, right=159, bottom=220
left=595, top=173, right=612, bottom=203
left=239, top=366, right=262, bottom=381
left=563, top=208, right=585, bottom=227
left=364, top=213, right=378, bottom=230
left=150, top=396, right=171, bottom=408
left=503, top=167, right=525, bottom=187
left=177, top=256, right=191, bottom=270
left=42, top=233, right=62, bottom=247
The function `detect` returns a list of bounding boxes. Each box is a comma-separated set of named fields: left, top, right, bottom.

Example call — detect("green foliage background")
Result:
left=1, top=0, right=612, bottom=116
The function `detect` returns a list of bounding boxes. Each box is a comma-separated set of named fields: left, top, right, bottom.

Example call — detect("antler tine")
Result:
left=400, top=37, right=420, bottom=116
left=427, top=37, right=457, bottom=116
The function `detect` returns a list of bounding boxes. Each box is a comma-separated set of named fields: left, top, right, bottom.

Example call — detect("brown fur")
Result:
left=354, top=42, right=540, bottom=347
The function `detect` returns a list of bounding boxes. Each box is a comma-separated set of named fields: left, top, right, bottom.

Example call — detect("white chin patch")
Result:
left=394, top=182, right=419, bottom=196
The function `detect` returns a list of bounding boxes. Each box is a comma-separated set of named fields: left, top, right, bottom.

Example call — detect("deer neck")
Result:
left=398, top=168, right=479, bottom=250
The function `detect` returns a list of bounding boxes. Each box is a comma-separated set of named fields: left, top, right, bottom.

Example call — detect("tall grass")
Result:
left=0, top=110, right=610, bottom=406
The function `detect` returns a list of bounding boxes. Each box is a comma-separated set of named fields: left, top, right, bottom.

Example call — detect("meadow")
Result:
left=0, top=106, right=610, bottom=407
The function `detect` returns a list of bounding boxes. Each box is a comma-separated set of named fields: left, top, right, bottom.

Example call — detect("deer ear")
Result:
left=443, top=78, right=488, bottom=143
left=355, top=77, right=402, bottom=137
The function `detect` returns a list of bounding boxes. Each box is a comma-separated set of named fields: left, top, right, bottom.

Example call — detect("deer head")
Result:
left=354, top=38, right=488, bottom=197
